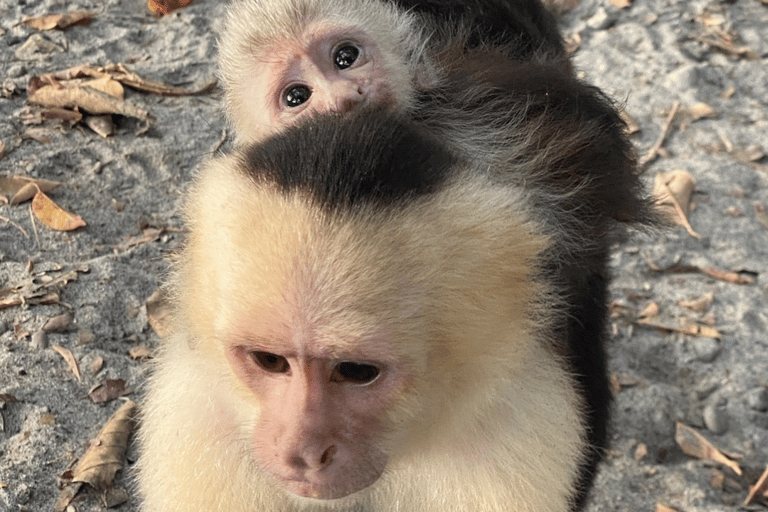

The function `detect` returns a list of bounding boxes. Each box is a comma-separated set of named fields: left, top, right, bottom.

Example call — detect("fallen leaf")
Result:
left=638, top=301, right=659, bottom=320
left=53, top=482, right=83, bottom=512
left=146, top=287, right=173, bottom=338
left=82, top=76, right=124, bottom=99
left=32, top=189, right=87, bottom=231
left=756, top=204, right=768, bottom=229
left=89, top=379, right=130, bottom=404
left=21, top=12, right=93, bottom=31
left=654, top=170, right=701, bottom=238
left=83, top=115, right=116, bottom=138
left=52, top=344, right=81, bottom=382
left=42, top=312, right=73, bottom=332
left=636, top=319, right=721, bottom=339
left=689, top=102, right=717, bottom=121
left=72, top=400, right=136, bottom=489
left=0, top=265, right=88, bottom=310
left=27, top=79, right=152, bottom=121
left=656, top=505, right=681, bottom=512
left=40, top=62, right=216, bottom=96
left=148, top=0, right=194, bottom=15
left=744, top=465, right=768, bottom=506
left=129, top=345, right=152, bottom=360
left=675, top=422, right=741, bottom=475
left=88, top=356, right=104, bottom=375
left=678, top=293, right=714, bottom=313
left=0, top=175, right=61, bottom=205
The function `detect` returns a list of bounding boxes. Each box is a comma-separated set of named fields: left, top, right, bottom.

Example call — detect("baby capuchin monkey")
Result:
left=138, top=59, right=654, bottom=511
left=218, top=0, right=569, bottom=144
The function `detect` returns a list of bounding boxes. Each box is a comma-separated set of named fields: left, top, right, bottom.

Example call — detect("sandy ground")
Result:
left=0, top=0, right=766, bottom=511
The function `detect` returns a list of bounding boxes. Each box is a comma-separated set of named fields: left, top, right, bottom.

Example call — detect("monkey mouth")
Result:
left=276, top=471, right=379, bottom=500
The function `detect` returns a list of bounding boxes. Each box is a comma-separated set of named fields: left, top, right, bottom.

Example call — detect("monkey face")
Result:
left=243, top=25, right=397, bottom=137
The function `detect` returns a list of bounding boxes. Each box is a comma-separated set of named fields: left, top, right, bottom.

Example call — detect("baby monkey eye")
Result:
left=333, top=44, right=360, bottom=70
left=331, top=361, right=380, bottom=385
left=251, top=351, right=290, bottom=374
left=284, top=84, right=311, bottom=107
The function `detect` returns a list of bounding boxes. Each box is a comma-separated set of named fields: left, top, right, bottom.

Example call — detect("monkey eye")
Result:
left=331, top=361, right=380, bottom=385
left=284, top=84, right=311, bottom=108
left=251, top=351, right=290, bottom=374
left=333, top=44, right=360, bottom=70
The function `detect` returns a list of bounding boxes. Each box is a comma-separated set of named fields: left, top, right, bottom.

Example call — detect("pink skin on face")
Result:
left=223, top=309, right=407, bottom=500
left=244, top=26, right=396, bottom=135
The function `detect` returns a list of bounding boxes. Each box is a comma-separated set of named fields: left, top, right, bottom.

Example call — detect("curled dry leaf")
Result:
left=636, top=318, right=721, bottom=339
left=675, top=422, right=741, bottom=476
left=0, top=175, right=61, bottom=205
left=744, top=465, right=768, bottom=506
left=27, top=79, right=152, bottom=121
left=32, top=190, right=86, bottom=231
left=689, top=102, right=717, bottom=121
left=52, top=344, right=81, bottom=382
left=129, top=345, right=152, bottom=361
left=638, top=301, right=659, bottom=320
left=145, top=287, right=173, bottom=338
left=148, top=0, right=194, bottom=15
left=72, top=400, right=137, bottom=490
left=82, top=76, right=124, bottom=99
left=678, top=292, right=714, bottom=313
left=89, top=379, right=130, bottom=404
left=21, top=12, right=93, bottom=31
left=42, top=312, right=73, bottom=332
left=654, top=170, right=701, bottom=238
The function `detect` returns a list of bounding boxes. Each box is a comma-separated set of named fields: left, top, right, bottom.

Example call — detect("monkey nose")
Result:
left=288, top=444, right=337, bottom=471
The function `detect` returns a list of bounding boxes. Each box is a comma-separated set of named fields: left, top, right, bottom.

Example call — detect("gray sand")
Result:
left=0, top=0, right=766, bottom=510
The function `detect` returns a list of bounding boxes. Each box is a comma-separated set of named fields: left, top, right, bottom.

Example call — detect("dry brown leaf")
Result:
left=42, top=312, right=73, bottom=332
left=40, top=107, right=83, bottom=123
left=620, top=109, right=641, bottom=135
left=89, top=379, right=130, bottom=404
left=32, top=190, right=86, bottom=231
left=636, top=318, right=721, bottom=339
left=146, top=287, right=173, bottom=338
left=689, top=102, right=717, bottom=121
left=27, top=80, right=152, bottom=120
left=638, top=301, right=659, bottom=319
left=21, top=12, right=93, bottom=31
left=701, top=266, right=755, bottom=284
left=678, top=293, right=714, bottom=313
left=654, top=170, right=701, bottom=238
left=72, top=400, right=136, bottom=489
left=84, top=115, right=116, bottom=138
left=52, top=344, right=81, bottom=382
left=129, top=345, right=152, bottom=361
left=88, top=356, right=104, bottom=375
left=755, top=204, right=768, bottom=229
left=53, top=482, right=83, bottom=512
left=82, top=76, right=124, bottom=99
left=39, top=63, right=216, bottom=96
left=675, top=422, right=741, bottom=475
left=148, top=0, right=194, bottom=15
left=744, top=465, right=768, bottom=506
left=610, top=0, right=632, bottom=8
left=0, top=265, right=87, bottom=310
left=0, top=175, right=61, bottom=205
left=656, top=505, right=681, bottom=512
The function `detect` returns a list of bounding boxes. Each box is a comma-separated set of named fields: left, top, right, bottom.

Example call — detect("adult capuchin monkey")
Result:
left=218, top=0, right=570, bottom=144
left=137, top=56, right=655, bottom=511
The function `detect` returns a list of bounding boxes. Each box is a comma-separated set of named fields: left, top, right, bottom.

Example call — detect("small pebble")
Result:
left=703, top=403, right=728, bottom=434
left=745, top=387, right=768, bottom=412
